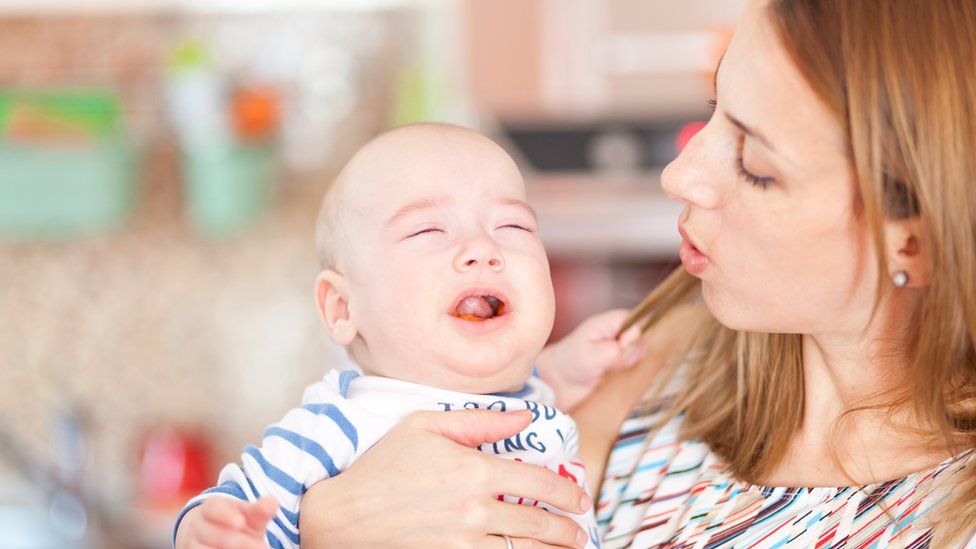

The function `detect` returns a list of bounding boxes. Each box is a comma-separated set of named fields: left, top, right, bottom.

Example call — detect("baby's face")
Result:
left=338, top=129, right=555, bottom=393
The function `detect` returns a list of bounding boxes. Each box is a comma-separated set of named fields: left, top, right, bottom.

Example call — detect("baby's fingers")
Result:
left=616, top=323, right=642, bottom=348
left=585, top=309, right=632, bottom=341
left=194, top=517, right=268, bottom=549
left=617, top=337, right=647, bottom=369
left=242, top=496, right=279, bottom=532
left=200, top=498, right=246, bottom=529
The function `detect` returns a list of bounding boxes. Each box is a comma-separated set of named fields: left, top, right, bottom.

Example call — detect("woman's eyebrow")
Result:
left=725, top=113, right=779, bottom=154
left=713, top=52, right=782, bottom=157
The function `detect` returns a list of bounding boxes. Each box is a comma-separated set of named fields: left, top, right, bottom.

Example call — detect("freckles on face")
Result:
left=706, top=179, right=876, bottom=334
left=678, top=139, right=868, bottom=335
left=682, top=5, right=880, bottom=336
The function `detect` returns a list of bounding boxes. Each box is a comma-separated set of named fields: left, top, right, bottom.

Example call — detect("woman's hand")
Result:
left=299, top=408, right=593, bottom=548
left=537, top=309, right=646, bottom=410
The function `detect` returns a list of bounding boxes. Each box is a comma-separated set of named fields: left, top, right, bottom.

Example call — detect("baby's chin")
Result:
left=421, top=357, right=537, bottom=395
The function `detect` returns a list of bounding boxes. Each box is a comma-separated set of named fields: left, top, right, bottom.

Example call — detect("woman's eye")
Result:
left=735, top=156, right=775, bottom=190
left=735, top=138, right=775, bottom=190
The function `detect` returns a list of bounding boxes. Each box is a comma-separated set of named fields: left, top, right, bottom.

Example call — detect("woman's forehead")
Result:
left=720, top=3, right=848, bottom=165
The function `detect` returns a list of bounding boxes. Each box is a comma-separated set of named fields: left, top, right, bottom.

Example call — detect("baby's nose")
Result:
left=462, top=257, right=501, bottom=267
left=454, top=237, right=504, bottom=272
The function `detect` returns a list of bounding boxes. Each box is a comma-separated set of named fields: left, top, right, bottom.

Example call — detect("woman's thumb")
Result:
left=410, top=409, right=532, bottom=448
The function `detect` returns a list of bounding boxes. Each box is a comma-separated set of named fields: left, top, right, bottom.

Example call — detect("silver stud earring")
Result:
left=892, top=271, right=910, bottom=287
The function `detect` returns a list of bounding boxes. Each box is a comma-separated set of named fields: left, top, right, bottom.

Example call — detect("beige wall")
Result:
left=464, top=0, right=746, bottom=121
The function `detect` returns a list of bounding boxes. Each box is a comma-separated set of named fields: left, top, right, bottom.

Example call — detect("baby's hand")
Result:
left=538, top=309, right=646, bottom=410
left=175, top=496, right=277, bottom=549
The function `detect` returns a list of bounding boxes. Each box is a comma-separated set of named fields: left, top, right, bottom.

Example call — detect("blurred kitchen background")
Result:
left=0, top=0, right=745, bottom=546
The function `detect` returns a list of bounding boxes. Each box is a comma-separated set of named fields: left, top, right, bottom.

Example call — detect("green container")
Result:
left=0, top=90, right=122, bottom=139
left=0, top=140, right=138, bottom=237
left=182, top=144, right=274, bottom=237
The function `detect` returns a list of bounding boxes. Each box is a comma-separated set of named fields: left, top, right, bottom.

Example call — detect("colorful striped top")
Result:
left=594, top=377, right=975, bottom=548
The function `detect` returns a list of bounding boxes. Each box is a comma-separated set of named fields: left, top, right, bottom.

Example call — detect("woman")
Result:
left=299, top=0, right=976, bottom=546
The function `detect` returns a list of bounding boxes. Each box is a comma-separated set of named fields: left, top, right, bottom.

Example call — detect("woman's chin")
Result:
left=701, top=285, right=764, bottom=332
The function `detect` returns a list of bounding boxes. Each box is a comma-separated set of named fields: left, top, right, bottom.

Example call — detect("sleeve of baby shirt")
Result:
left=173, top=374, right=362, bottom=549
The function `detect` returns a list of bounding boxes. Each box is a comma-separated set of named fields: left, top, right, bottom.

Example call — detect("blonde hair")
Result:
left=623, top=0, right=976, bottom=544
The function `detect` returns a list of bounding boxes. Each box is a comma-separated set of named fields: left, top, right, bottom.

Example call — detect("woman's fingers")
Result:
left=489, top=457, right=590, bottom=515
left=478, top=535, right=569, bottom=549
left=404, top=408, right=533, bottom=447
left=417, top=410, right=591, bottom=514
left=489, top=501, right=589, bottom=548
left=298, top=409, right=594, bottom=548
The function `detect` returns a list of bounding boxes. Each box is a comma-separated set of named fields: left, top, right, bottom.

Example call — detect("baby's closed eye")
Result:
left=497, top=224, right=535, bottom=232
left=405, top=227, right=446, bottom=238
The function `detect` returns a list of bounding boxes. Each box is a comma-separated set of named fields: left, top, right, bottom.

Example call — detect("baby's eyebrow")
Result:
left=384, top=196, right=537, bottom=228
left=498, top=197, right=538, bottom=221
left=384, top=196, right=448, bottom=228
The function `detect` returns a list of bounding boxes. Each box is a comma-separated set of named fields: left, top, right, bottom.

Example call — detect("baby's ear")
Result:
left=314, top=270, right=358, bottom=346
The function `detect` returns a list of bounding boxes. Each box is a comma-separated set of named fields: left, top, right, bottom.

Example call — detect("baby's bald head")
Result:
left=312, top=122, right=549, bottom=393
left=315, top=123, right=520, bottom=271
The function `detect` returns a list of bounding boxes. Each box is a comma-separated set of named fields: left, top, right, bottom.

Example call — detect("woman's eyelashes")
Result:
left=735, top=138, right=776, bottom=190
left=736, top=156, right=775, bottom=189
left=706, top=98, right=776, bottom=189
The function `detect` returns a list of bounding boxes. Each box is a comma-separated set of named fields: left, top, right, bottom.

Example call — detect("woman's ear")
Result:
left=884, top=216, right=929, bottom=288
left=315, top=270, right=358, bottom=345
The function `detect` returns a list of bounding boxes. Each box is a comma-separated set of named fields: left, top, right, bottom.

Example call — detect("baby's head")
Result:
left=314, top=123, right=555, bottom=394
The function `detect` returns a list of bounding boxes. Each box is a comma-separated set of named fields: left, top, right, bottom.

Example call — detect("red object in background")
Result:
left=137, top=428, right=215, bottom=507
left=231, top=85, right=279, bottom=142
left=675, top=121, right=708, bottom=153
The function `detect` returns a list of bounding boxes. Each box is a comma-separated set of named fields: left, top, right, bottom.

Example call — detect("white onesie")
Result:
left=175, top=368, right=601, bottom=548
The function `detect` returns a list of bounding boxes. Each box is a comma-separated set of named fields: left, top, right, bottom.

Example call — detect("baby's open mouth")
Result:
left=452, top=294, right=505, bottom=321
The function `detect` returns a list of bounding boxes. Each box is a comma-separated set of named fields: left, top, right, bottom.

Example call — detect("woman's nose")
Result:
left=454, top=234, right=504, bottom=273
left=660, top=125, right=721, bottom=210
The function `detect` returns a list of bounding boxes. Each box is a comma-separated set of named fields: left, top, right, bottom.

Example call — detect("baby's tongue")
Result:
left=456, top=296, right=494, bottom=319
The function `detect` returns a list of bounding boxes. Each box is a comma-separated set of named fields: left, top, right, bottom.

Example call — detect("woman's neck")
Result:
left=775, top=289, right=952, bottom=485
left=799, top=287, right=920, bottom=435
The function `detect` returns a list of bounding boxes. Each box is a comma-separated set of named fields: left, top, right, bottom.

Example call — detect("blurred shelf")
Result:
left=0, top=0, right=436, bottom=14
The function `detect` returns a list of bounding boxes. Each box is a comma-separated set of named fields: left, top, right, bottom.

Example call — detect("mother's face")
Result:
left=661, top=1, right=878, bottom=335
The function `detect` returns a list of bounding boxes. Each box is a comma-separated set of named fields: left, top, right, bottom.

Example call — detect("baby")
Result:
left=173, top=123, right=639, bottom=549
